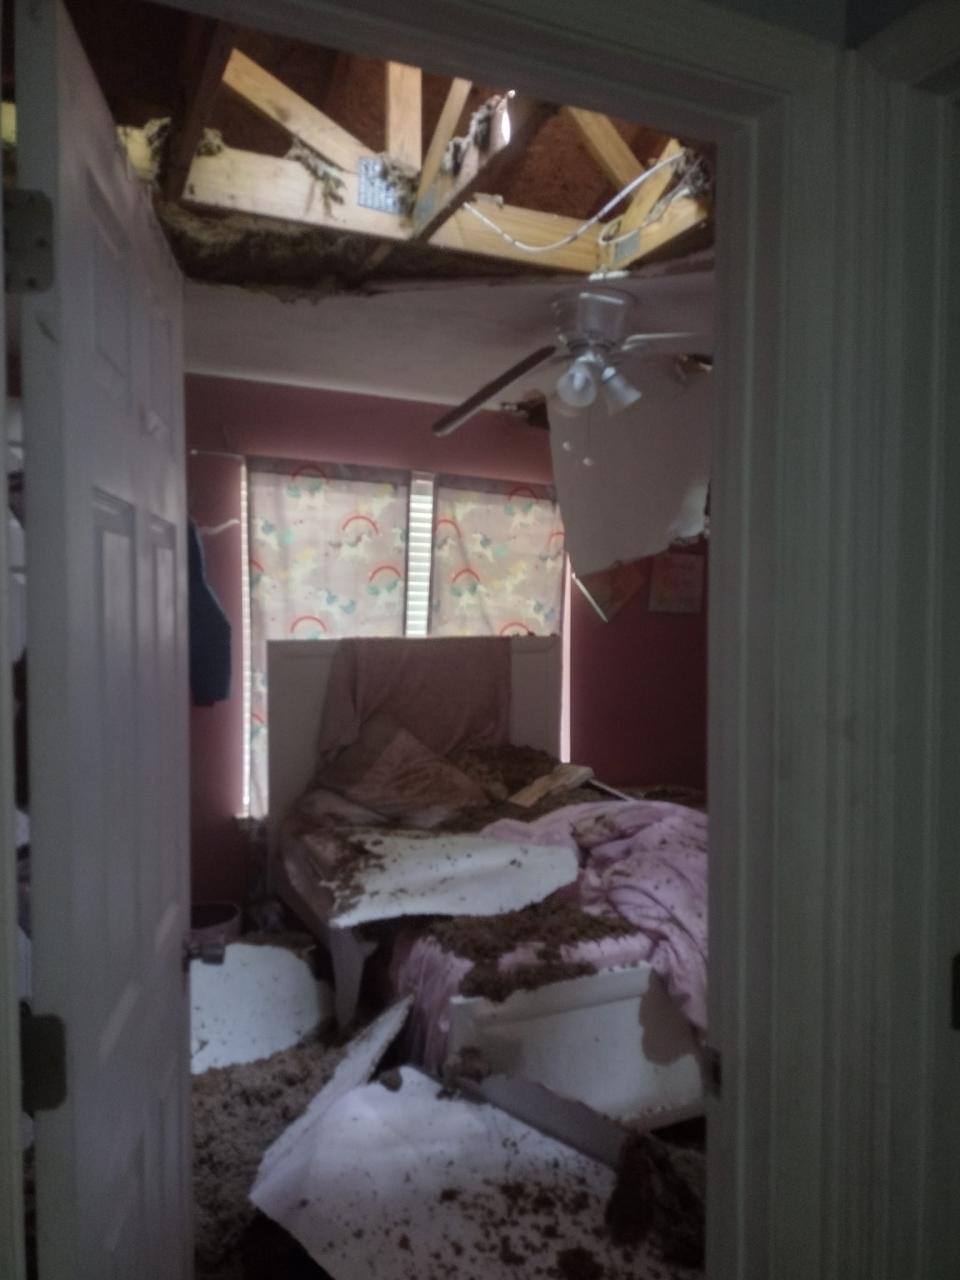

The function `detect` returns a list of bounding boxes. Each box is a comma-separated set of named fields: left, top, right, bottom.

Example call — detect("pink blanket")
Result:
left=315, top=637, right=510, bottom=762
left=391, top=800, right=708, bottom=1069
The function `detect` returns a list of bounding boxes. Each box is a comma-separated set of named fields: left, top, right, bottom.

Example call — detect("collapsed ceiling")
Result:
left=51, top=0, right=714, bottom=293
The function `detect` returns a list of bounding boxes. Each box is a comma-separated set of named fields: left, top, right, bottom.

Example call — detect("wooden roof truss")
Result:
left=118, top=31, right=711, bottom=276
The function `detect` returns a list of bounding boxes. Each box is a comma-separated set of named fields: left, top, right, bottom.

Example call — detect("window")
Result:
left=247, top=460, right=409, bottom=814
left=431, top=478, right=565, bottom=637
left=245, top=461, right=564, bottom=815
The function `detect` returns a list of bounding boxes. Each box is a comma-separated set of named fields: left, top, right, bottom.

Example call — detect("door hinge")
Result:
left=20, top=1007, right=67, bottom=1113
left=703, top=1044, right=722, bottom=1099
left=4, top=189, right=54, bottom=294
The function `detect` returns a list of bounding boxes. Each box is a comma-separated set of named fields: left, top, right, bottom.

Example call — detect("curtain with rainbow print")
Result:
left=431, top=479, right=565, bottom=639
left=247, top=460, right=409, bottom=816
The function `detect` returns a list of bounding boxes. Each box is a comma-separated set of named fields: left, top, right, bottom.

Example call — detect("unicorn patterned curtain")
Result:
left=247, top=460, right=409, bottom=816
left=431, top=479, right=565, bottom=638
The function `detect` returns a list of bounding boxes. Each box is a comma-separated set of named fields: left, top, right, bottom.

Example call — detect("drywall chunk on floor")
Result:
left=191, top=941, right=333, bottom=1073
left=252, top=1067, right=686, bottom=1280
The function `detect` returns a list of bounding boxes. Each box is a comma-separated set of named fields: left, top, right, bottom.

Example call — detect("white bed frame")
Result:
left=266, top=635, right=704, bottom=1127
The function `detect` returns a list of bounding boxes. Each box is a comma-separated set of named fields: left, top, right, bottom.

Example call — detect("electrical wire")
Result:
left=460, top=149, right=691, bottom=254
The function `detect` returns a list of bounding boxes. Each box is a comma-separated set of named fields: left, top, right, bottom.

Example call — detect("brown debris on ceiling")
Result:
left=62, top=0, right=713, bottom=293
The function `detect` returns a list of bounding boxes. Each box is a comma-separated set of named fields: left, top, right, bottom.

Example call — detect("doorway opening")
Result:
left=13, top=1, right=715, bottom=1276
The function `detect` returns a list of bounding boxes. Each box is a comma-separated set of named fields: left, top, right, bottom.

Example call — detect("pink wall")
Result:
left=186, top=374, right=706, bottom=903
left=569, top=547, right=708, bottom=788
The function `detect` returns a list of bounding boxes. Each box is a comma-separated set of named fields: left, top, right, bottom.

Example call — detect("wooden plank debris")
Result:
left=509, top=763, right=594, bottom=808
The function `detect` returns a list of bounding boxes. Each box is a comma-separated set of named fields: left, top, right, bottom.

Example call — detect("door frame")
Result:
left=2, top=0, right=959, bottom=1277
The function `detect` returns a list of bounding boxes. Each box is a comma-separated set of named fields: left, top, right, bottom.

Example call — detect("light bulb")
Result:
left=600, top=365, right=642, bottom=414
left=556, top=357, right=598, bottom=409
left=500, top=105, right=512, bottom=145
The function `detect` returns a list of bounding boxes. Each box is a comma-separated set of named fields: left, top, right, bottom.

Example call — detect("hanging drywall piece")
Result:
left=252, top=1066, right=663, bottom=1280
left=551, top=357, right=711, bottom=578
left=190, top=941, right=333, bottom=1073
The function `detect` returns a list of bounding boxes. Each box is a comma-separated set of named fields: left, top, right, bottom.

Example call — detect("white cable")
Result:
left=461, top=149, right=690, bottom=254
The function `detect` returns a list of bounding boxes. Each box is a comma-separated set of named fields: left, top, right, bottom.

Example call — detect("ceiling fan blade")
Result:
left=431, top=346, right=558, bottom=437
left=619, top=331, right=698, bottom=351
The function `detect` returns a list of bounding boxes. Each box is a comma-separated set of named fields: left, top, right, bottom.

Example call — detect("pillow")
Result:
left=318, top=714, right=488, bottom=827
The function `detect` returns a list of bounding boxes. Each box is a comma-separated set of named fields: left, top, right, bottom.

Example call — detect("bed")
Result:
left=266, top=635, right=706, bottom=1125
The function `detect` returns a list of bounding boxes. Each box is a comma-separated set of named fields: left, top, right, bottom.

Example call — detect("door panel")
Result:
left=16, top=2, right=191, bottom=1276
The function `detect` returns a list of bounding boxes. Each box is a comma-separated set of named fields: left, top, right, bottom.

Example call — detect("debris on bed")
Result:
left=298, top=828, right=580, bottom=928
left=509, top=763, right=596, bottom=809
left=432, top=892, right=634, bottom=1003
left=252, top=1066, right=703, bottom=1280
left=191, top=939, right=334, bottom=1073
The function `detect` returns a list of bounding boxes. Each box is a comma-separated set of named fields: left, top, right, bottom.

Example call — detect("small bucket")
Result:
left=189, top=900, right=241, bottom=946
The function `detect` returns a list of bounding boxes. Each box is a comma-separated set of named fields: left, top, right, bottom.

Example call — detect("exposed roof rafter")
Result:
left=160, top=18, right=236, bottom=200
left=410, top=96, right=555, bottom=241
left=562, top=107, right=644, bottom=189
left=385, top=62, right=422, bottom=170
left=222, top=47, right=371, bottom=172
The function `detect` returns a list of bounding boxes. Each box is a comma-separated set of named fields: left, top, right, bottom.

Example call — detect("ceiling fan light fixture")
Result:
left=600, top=366, right=643, bottom=414
left=556, top=356, right=599, bottom=409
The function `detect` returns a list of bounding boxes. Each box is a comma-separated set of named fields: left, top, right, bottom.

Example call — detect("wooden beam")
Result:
left=411, top=96, right=553, bottom=241
left=617, top=137, right=686, bottom=237
left=438, top=196, right=602, bottom=273
left=181, top=144, right=402, bottom=237
left=160, top=18, right=236, bottom=200
left=385, top=62, right=422, bottom=170
left=120, top=128, right=600, bottom=273
left=416, top=77, right=472, bottom=203
left=603, top=193, right=710, bottom=270
left=222, top=48, right=370, bottom=171
left=562, top=107, right=643, bottom=188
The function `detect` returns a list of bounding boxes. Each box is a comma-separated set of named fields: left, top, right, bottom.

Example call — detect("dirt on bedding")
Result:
left=194, top=1033, right=343, bottom=1279
left=429, top=892, right=634, bottom=1002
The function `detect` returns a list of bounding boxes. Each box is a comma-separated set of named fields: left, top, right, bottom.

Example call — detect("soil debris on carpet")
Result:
left=193, top=1032, right=343, bottom=1278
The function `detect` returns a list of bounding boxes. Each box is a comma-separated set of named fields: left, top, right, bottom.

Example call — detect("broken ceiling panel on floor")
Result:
left=252, top=1066, right=698, bottom=1280
left=190, top=940, right=333, bottom=1073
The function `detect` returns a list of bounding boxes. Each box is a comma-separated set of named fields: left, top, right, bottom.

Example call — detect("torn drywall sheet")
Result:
left=256, top=997, right=412, bottom=1185
left=302, top=829, right=579, bottom=928
left=252, top=1066, right=671, bottom=1280
left=550, top=356, right=711, bottom=577
left=191, top=941, right=333, bottom=1073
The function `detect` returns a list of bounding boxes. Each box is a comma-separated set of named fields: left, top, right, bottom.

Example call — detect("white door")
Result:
left=17, top=2, right=191, bottom=1277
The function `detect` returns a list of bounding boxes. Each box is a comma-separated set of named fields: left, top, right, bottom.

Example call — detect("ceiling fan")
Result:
left=431, top=288, right=696, bottom=437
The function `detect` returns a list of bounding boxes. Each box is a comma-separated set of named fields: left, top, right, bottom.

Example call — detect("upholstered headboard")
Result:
left=265, top=635, right=562, bottom=854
